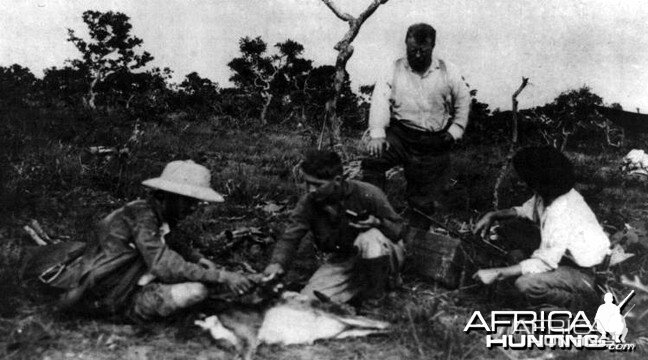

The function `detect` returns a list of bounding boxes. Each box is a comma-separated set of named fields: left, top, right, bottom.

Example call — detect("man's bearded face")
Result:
left=406, top=36, right=434, bottom=73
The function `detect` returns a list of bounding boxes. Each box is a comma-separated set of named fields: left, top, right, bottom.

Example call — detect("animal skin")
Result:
left=196, top=292, right=390, bottom=359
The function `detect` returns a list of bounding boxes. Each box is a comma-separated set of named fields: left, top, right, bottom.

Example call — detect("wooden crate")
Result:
left=404, top=227, right=464, bottom=289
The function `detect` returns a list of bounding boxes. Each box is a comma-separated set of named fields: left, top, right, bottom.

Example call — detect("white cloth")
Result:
left=368, top=57, right=471, bottom=140
left=513, top=189, right=610, bottom=274
left=622, top=149, right=648, bottom=176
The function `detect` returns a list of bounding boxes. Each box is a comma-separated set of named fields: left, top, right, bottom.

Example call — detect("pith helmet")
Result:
left=142, top=160, right=224, bottom=202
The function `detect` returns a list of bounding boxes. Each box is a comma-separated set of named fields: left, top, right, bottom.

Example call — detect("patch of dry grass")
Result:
left=2, top=108, right=648, bottom=359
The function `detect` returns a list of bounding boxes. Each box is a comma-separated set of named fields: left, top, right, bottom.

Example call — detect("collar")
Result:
left=402, top=56, right=440, bottom=77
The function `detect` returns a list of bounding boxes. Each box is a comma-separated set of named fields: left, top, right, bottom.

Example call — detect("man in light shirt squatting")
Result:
left=472, top=146, right=610, bottom=311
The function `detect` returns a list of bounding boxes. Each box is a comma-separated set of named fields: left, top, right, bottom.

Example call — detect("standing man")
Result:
left=362, top=23, right=471, bottom=223
left=263, top=150, right=406, bottom=308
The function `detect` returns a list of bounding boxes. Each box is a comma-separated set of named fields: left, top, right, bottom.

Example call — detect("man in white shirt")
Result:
left=362, top=23, right=471, bottom=223
left=472, top=147, right=610, bottom=311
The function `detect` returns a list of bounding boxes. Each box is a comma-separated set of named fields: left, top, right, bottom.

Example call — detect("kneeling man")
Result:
left=472, top=147, right=610, bottom=311
left=53, top=160, right=253, bottom=321
left=263, top=150, right=406, bottom=306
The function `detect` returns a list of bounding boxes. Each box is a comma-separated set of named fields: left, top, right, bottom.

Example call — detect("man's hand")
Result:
left=221, top=271, right=254, bottom=294
left=472, top=269, right=502, bottom=285
left=367, top=138, right=389, bottom=157
left=262, top=263, right=285, bottom=282
left=473, top=212, right=496, bottom=239
left=349, top=214, right=381, bottom=230
left=442, top=131, right=455, bottom=145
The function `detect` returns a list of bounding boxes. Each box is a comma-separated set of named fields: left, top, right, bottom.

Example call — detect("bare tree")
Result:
left=321, top=0, right=389, bottom=150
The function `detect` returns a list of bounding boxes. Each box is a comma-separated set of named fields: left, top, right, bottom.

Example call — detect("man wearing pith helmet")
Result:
left=65, top=160, right=252, bottom=321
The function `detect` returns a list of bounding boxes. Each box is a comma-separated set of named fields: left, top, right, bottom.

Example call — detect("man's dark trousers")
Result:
left=361, top=119, right=453, bottom=215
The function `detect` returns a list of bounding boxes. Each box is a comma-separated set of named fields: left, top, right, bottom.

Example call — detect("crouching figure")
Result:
left=263, top=150, right=406, bottom=308
left=472, top=146, right=610, bottom=312
left=26, top=160, right=253, bottom=322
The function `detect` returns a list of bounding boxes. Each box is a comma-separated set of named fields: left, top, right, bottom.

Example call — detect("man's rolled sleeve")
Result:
left=519, top=258, right=553, bottom=274
left=368, top=66, right=393, bottom=139
left=447, top=66, right=471, bottom=140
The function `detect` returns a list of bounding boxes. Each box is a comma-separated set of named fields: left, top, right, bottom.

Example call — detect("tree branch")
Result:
left=331, top=0, right=389, bottom=51
left=321, top=0, right=353, bottom=21
left=493, top=77, right=529, bottom=210
left=357, top=0, right=388, bottom=25
left=511, top=77, right=529, bottom=143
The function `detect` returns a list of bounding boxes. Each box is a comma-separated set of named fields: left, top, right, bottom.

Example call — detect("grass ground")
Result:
left=1, top=108, right=647, bottom=359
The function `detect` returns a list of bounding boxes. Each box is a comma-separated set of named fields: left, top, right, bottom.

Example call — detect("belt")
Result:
left=389, top=118, right=452, bottom=134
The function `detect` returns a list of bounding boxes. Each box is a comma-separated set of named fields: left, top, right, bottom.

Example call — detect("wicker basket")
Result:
left=403, top=227, right=464, bottom=289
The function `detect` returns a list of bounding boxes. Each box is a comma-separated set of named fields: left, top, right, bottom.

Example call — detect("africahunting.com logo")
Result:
left=463, top=291, right=636, bottom=352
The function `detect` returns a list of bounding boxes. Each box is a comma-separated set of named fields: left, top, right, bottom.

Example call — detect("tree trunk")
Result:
left=260, top=93, right=272, bottom=125
left=86, top=84, right=97, bottom=110
left=321, top=0, right=388, bottom=150
left=85, top=70, right=105, bottom=110
left=324, top=43, right=353, bottom=150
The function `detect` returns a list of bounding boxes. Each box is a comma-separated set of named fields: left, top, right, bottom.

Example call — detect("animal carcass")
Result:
left=257, top=292, right=390, bottom=345
left=196, top=291, right=390, bottom=358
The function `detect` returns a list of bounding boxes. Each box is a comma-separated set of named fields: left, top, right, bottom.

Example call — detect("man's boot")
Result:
left=357, top=255, right=391, bottom=312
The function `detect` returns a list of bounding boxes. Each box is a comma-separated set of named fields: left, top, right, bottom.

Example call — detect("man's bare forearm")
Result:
left=489, top=208, right=518, bottom=221
left=497, top=264, right=522, bottom=279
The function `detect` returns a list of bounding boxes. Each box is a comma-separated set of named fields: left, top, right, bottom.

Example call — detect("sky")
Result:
left=1, top=0, right=647, bottom=111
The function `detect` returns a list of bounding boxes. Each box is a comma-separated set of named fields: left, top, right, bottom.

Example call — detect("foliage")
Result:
left=304, top=65, right=361, bottom=130
left=463, top=89, right=501, bottom=144
left=41, top=66, right=89, bottom=108
left=177, top=71, right=220, bottom=113
left=0, top=64, right=39, bottom=107
left=125, top=67, right=177, bottom=118
left=357, top=84, right=375, bottom=125
left=66, top=10, right=154, bottom=109
left=227, top=36, right=313, bottom=124
left=2, top=104, right=648, bottom=359
left=2, top=9, right=648, bottom=359
left=530, top=86, right=619, bottom=150
left=467, top=86, right=624, bottom=151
